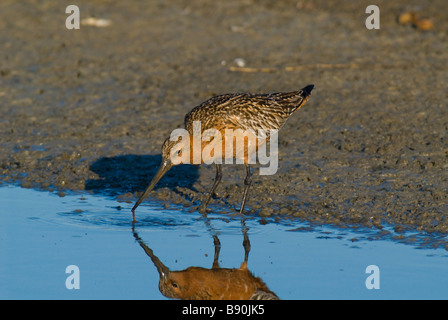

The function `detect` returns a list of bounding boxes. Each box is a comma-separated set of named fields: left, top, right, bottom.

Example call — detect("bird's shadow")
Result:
left=85, top=154, right=200, bottom=197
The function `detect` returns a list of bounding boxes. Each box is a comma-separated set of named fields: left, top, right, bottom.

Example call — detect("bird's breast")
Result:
left=181, top=130, right=267, bottom=165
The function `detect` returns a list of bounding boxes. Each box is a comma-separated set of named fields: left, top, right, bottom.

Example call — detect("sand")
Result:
left=1, top=0, right=447, bottom=236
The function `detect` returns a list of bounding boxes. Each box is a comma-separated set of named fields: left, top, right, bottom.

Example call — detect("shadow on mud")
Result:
left=85, top=154, right=200, bottom=196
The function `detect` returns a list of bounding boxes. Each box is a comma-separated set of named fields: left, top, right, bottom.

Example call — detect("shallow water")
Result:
left=1, top=184, right=447, bottom=300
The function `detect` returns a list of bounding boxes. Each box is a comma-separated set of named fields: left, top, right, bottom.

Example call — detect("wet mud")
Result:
left=1, top=1, right=447, bottom=237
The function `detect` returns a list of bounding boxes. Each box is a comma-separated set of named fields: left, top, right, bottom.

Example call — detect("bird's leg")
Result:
left=212, top=235, right=221, bottom=269
left=199, top=163, right=222, bottom=213
left=242, top=223, right=251, bottom=264
left=239, top=164, right=252, bottom=214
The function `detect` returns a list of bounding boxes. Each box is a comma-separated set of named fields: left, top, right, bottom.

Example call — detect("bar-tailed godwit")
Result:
left=132, top=84, right=314, bottom=221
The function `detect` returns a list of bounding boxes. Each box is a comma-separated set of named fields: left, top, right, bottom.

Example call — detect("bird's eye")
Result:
left=171, top=282, right=178, bottom=288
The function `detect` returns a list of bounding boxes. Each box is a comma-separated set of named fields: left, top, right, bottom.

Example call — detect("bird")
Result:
left=131, top=84, right=314, bottom=221
left=132, top=229, right=279, bottom=300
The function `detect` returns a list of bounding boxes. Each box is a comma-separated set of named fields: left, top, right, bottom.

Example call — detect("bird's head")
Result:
left=161, top=133, right=194, bottom=166
left=131, top=134, right=194, bottom=213
left=161, top=136, right=180, bottom=165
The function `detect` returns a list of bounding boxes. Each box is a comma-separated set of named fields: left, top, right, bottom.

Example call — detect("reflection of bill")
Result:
left=132, top=230, right=279, bottom=300
left=169, top=121, right=278, bottom=176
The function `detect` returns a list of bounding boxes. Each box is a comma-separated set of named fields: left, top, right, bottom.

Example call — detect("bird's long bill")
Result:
left=132, top=160, right=172, bottom=213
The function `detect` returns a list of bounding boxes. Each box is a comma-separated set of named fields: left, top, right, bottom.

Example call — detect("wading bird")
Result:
left=131, top=85, right=314, bottom=221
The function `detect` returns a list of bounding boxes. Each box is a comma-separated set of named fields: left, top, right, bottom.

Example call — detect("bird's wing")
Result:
left=185, top=94, right=282, bottom=136
left=185, top=88, right=312, bottom=137
left=185, top=93, right=244, bottom=134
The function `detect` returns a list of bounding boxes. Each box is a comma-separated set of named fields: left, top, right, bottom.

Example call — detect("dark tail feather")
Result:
left=274, top=84, right=314, bottom=112
left=302, top=84, right=314, bottom=96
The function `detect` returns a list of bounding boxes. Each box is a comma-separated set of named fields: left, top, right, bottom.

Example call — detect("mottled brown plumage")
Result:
left=185, top=87, right=313, bottom=136
left=132, top=85, right=314, bottom=221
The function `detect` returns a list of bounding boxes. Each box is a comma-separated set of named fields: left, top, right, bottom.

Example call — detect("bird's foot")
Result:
left=198, top=204, right=211, bottom=215
left=131, top=209, right=138, bottom=224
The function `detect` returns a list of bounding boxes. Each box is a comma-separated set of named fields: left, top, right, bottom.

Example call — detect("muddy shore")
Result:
left=1, top=1, right=447, bottom=237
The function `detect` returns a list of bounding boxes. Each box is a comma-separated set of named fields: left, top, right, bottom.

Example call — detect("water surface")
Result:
left=1, top=185, right=447, bottom=299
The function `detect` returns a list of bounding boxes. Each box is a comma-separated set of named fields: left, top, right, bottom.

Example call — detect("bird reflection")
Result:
left=132, top=220, right=279, bottom=300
